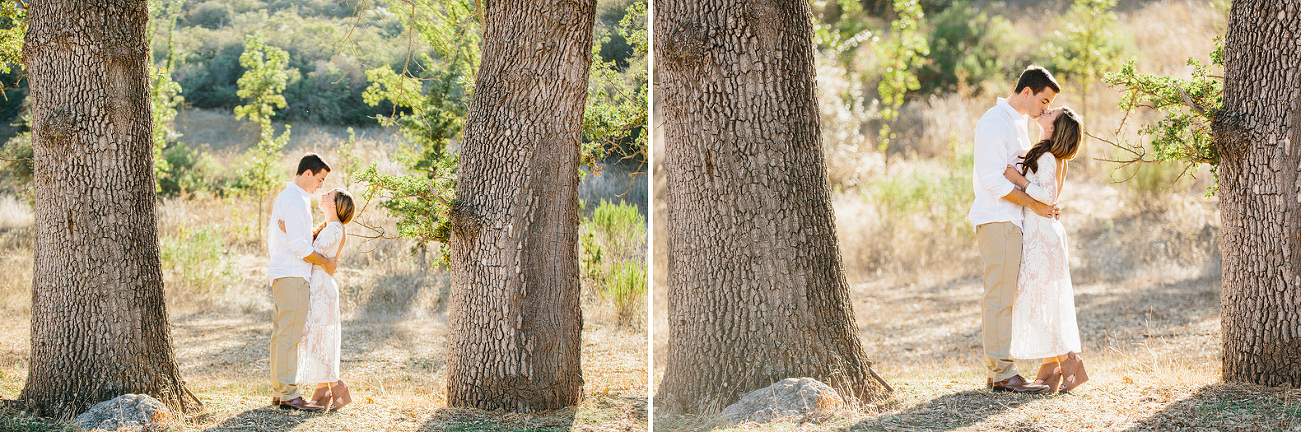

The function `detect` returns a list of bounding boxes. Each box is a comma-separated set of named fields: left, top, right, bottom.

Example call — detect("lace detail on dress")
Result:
left=298, top=222, right=343, bottom=384
left=1010, top=153, right=1082, bottom=359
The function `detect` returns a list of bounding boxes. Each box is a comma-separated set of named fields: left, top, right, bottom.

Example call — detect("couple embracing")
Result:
left=970, top=66, right=1090, bottom=394
left=266, top=153, right=358, bottom=411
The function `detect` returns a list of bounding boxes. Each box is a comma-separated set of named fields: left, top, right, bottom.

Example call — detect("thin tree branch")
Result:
left=1174, top=82, right=1208, bottom=117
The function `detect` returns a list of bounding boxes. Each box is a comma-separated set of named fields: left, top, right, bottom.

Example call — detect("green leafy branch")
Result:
left=583, top=1, right=648, bottom=185
left=353, top=0, right=477, bottom=265
left=1097, top=39, right=1223, bottom=193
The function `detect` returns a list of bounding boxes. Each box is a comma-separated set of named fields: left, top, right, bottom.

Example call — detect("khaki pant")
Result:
left=271, top=277, right=310, bottom=401
left=977, top=222, right=1022, bottom=382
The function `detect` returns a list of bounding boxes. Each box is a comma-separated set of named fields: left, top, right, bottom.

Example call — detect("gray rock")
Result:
left=720, top=377, right=845, bottom=424
left=74, top=394, right=174, bottom=431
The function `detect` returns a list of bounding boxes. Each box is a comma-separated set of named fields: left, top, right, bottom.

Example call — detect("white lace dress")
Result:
left=1010, top=153, right=1082, bottom=359
left=298, top=222, right=344, bottom=384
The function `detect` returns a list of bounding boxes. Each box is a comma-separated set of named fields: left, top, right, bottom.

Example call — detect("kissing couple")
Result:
left=970, top=66, right=1090, bottom=394
left=266, top=153, right=358, bottom=411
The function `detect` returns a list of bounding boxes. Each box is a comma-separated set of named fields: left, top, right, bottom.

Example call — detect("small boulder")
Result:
left=74, top=394, right=175, bottom=431
left=720, top=377, right=845, bottom=424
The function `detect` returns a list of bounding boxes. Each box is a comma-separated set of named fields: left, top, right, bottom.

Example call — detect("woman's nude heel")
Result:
left=329, top=380, right=352, bottom=411
left=1033, top=362, right=1063, bottom=393
left=1059, top=352, right=1090, bottom=392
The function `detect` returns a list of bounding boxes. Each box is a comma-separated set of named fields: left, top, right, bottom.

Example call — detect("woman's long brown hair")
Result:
left=313, top=189, right=356, bottom=241
left=1021, top=106, right=1083, bottom=175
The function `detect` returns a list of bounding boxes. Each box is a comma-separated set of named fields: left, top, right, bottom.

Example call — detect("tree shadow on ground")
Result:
left=1122, top=383, right=1301, bottom=431
left=842, top=390, right=1053, bottom=431
left=199, top=405, right=316, bottom=431
left=857, top=270, right=1221, bottom=371
left=414, top=393, right=644, bottom=432
left=167, top=267, right=448, bottom=384
left=417, top=406, right=576, bottom=432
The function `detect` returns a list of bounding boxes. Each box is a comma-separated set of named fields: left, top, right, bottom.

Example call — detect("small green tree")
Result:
left=1041, top=0, right=1127, bottom=123
left=874, top=0, right=928, bottom=155
left=147, top=0, right=186, bottom=193
left=149, top=67, right=182, bottom=192
left=234, top=32, right=293, bottom=235
left=357, top=0, right=647, bottom=278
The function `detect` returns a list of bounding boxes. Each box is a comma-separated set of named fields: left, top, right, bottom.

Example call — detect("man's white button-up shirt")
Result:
left=267, top=182, right=316, bottom=282
left=969, top=97, right=1032, bottom=231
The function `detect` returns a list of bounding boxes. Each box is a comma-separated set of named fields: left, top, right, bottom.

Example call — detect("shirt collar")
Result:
left=286, top=181, right=310, bottom=198
left=996, top=97, right=1028, bottom=122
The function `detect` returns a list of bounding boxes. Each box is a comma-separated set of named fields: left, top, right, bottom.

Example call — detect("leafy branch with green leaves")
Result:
left=1097, top=40, right=1223, bottom=194
left=353, top=0, right=477, bottom=265
left=354, top=0, right=648, bottom=268
left=583, top=1, right=648, bottom=182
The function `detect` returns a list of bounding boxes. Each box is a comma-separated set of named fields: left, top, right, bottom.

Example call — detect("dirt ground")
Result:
left=0, top=312, right=648, bottom=431
left=650, top=172, right=1301, bottom=431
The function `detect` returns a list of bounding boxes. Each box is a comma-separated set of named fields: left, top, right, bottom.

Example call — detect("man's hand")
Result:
left=303, top=252, right=338, bottom=276
left=322, top=257, right=338, bottom=276
left=1003, top=165, right=1028, bottom=189
left=1030, top=201, right=1061, bottom=220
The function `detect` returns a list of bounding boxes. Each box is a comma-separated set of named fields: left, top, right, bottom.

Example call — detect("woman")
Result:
left=1003, top=106, right=1088, bottom=393
left=281, top=188, right=356, bottom=410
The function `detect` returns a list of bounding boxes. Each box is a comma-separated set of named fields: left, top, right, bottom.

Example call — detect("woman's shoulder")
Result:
left=1036, top=152, right=1058, bottom=164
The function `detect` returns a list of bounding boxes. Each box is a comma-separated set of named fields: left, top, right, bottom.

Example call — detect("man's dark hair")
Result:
left=1014, top=66, right=1061, bottom=95
left=296, top=153, right=331, bottom=175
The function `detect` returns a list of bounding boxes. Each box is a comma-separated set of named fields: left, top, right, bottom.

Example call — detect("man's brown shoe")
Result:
left=988, top=374, right=1049, bottom=393
left=278, top=397, right=325, bottom=411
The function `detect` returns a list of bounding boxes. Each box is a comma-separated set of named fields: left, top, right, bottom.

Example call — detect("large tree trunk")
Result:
left=655, top=0, right=890, bottom=413
left=18, top=0, right=195, bottom=418
left=1218, top=0, right=1301, bottom=386
left=445, top=0, right=596, bottom=412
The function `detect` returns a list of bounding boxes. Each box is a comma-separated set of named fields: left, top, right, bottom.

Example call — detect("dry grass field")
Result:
left=0, top=114, right=648, bottom=431
left=650, top=1, right=1298, bottom=430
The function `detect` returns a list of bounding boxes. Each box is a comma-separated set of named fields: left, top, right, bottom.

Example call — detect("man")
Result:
left=969, top=66, right=1060, bottom=393
left=267, top=153, right=338, bottom=410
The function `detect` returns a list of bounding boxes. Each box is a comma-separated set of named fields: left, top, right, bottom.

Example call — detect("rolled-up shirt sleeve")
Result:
left=974, top=122, right=1016, bottom=199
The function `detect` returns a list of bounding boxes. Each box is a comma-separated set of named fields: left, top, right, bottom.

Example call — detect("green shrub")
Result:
left=918, top=1, right=1025, bottom=96
left=580, top=228, right=604, bottom=282
left=579, top=199, right=646, bottom=326
left=158, top=141, right=221, bottom=197
left=591, top=199, right=644, bottom=261
left=160, top=224, right=234, bottom=294
left=1113, top=157, right=1196, bottom=209
left=603, top=260, right=645, bottom=325
left=869, top=140, right=974, bottom=238
left=0, top=131, right=32, bottom=192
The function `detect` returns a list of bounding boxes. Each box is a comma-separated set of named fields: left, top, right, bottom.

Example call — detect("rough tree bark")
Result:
left=18, top=0, right=196, bottom=418
left=1217, top=0, right=1301, bottom=386
left=445, top=0, right=596, bottom=412
left=655, top=0, right=890, bottom=413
